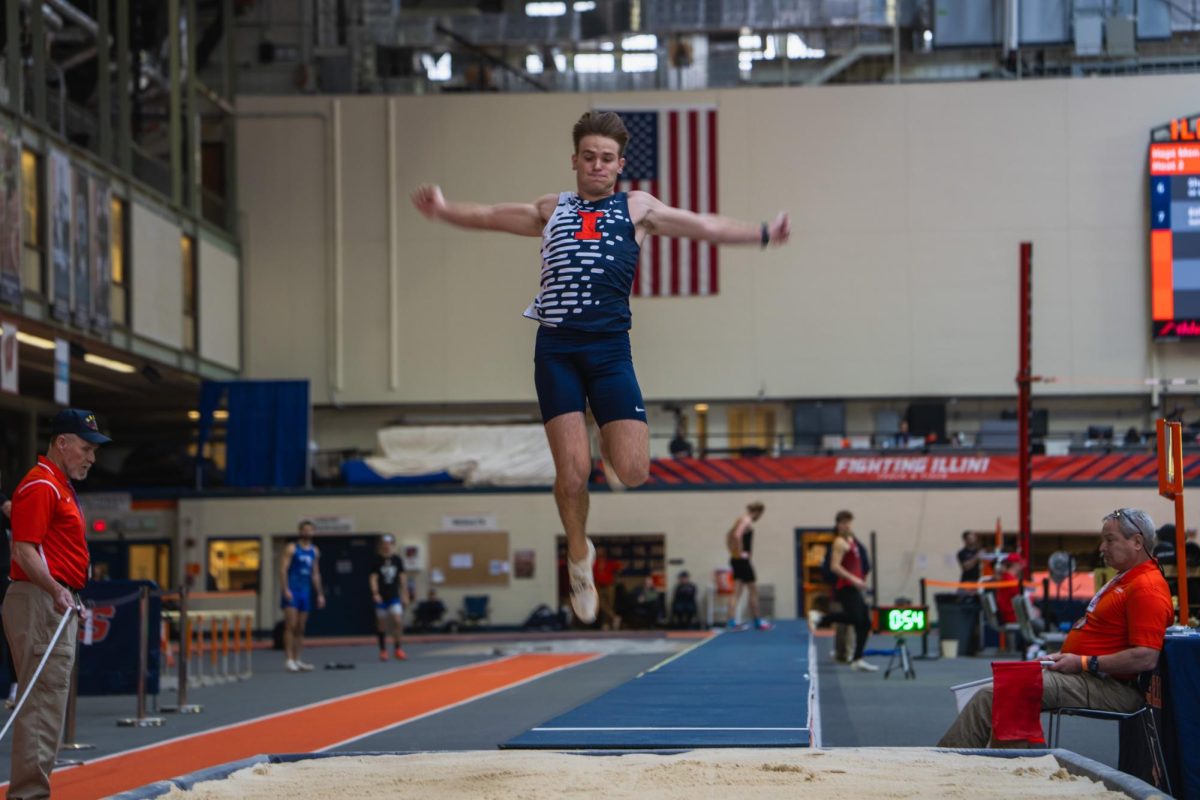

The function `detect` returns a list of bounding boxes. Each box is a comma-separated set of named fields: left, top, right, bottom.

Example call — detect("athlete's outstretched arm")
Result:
left=633, top=191, right=790, bottom=248
left=411, top=184, right=554, bottom=237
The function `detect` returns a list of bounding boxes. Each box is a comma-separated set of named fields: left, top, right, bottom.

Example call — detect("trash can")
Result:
left=935, top=593, right=981, bottom=657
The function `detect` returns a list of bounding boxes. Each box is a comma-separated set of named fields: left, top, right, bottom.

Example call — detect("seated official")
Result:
left=989, top=553, right=1022, bottom=625
left=938, top=508, right=1174, bottom=748
left=414, top=590, right=447, bottom=630
left=670, top=571, right=698, bottom=629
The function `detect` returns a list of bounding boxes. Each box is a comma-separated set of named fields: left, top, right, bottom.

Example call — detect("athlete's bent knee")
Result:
left=615, top=458, right=649, bottom=488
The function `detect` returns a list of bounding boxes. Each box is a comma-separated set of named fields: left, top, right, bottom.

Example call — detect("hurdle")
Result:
left=161, top=588, right=256, bottom=712
left=164, top=610, right=254, bottom=686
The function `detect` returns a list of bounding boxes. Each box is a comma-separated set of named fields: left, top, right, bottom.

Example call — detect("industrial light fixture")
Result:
left=16, top=331, right=56, bottom=350
left=694, top=403, right=710, bottom=413
left=83, top=353, right=137, bottom=374
left=187, top=410, right=229, bottom=421
left=526, top=2, right=566, bottom=15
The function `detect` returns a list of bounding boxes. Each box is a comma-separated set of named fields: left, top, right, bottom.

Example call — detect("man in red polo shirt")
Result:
left=938, top=507, right=1174, bottom=747
left=4, top=409, right=110, bottom=800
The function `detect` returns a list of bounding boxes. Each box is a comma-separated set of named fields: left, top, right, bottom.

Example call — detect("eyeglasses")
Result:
left=1105, top=508, right=1146, bottom=538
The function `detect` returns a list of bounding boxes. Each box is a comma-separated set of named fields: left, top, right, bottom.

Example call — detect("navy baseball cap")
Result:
left=51, top=409, right=112, bottom=444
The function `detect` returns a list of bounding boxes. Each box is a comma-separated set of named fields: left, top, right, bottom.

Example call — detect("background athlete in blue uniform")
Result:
left=280, top=520, right=325, bottom=672
left=412, top=111, right=790, bottom=625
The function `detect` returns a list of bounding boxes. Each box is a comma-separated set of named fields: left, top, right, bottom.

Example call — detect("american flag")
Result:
left=608, top=108, right=719, bottom=297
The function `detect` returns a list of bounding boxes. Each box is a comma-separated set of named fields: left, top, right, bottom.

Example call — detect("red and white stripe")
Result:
left=623, top=108, right=718, bottom=298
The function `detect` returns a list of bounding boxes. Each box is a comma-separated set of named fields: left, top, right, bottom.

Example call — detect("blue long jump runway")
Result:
left=503, top=620, right=817, bottom=749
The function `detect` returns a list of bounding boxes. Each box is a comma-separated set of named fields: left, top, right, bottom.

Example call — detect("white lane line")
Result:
left=638, top=633, right=717, bottom=677
left=808, top=625, right=822, bottom=748
left=531, top=726, right=809, bottom=732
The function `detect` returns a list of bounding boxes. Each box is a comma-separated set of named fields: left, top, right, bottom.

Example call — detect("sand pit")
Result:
left=159, top=748, right=1136, bottom=799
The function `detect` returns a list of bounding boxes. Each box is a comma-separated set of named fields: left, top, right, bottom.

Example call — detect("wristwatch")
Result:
left=1087, top=655, right=1100, bottom=675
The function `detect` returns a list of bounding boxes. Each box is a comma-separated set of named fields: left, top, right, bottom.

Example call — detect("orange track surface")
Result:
left=3, top=653, right=596, bottom=800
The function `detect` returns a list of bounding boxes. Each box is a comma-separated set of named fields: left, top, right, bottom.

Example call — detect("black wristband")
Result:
left=760, top=222, right=770, bottom=249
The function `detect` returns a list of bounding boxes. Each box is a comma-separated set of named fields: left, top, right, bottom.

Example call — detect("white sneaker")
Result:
left=849, top=659, right=880, bottom=673
left=285, top=659, right=301, bottom=673
left=807, top=609, right=824, bottom=629
left=568, top=538, right=598, bottom=624
left=296, top=660, right=316, bottom=672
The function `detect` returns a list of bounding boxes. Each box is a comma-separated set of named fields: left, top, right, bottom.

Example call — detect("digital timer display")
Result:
left=875, top=606, right=927, bottom=634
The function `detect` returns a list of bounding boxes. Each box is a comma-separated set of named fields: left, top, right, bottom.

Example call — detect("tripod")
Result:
left=884, top=636, right=916, bottom=680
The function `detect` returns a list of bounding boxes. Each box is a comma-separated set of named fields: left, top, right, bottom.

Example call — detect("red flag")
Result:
left=991, top=661, right=1045, bottom=744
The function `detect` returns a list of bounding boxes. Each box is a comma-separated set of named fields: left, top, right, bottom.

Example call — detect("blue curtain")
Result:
left=197, top=380, right=310, bottom=489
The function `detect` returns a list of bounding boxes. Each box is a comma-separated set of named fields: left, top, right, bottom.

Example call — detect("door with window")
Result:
left=89, top=539, right=171, bottom=586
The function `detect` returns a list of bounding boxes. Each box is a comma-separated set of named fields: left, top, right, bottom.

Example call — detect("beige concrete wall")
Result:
left=198, top=235, right=241, bottom=370
left=236, top=75, right=1199, bottom=407
left=130, top=199, right=183, bottom=350
left=179, top=484, right=1166, bottom=630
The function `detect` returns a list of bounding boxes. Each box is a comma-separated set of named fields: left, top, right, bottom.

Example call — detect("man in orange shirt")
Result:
left=939, top=507, right=1174, bottom=747
left=4, top=409, right=110, bottom=799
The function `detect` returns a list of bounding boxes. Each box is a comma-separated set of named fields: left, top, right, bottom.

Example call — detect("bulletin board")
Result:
left=428, top=532, right=510, bottom=587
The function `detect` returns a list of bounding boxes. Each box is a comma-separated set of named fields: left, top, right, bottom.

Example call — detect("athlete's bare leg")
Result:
left=599, top=419, right=650, bottom=489
left=728, top=581, right=744, bottom=624
left=545, top=412, right=593, bottom=562
left=283, top=607, right=299, bottom=662
left=294, top=611, right=309, bottom=664
left=390, top=608, right=405, bottom=649
left=545, top=412, right=600, bottom=623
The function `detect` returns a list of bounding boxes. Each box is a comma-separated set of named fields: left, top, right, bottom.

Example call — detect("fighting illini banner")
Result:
left=809, top=455, right=1018, bottom=482
left=644, top=453, right=1174, bottom=486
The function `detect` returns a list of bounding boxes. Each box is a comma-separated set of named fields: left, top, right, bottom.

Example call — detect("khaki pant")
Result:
left=598, top=584, right=620, bottom=629
left=3, top=582, right=78, bottom=800
left=937, top=669, right=1144, bottom=748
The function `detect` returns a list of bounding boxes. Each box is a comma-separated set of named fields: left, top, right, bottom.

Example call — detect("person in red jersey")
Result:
left=5, top=409, right=110, bottom=799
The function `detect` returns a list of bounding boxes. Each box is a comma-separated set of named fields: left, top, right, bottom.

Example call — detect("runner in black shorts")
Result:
left=726, top=501, right=772, bottom=630
left=412, top=112, right=791, bottom=625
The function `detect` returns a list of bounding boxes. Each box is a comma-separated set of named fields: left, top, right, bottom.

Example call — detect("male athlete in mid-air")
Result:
left=412, top=111, right=790, bottom=623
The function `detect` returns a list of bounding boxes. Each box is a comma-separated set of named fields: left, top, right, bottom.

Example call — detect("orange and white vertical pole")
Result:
left=1157, top=419, right=1189, bottom=623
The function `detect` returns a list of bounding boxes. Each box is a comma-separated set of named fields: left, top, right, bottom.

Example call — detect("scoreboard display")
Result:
left=872, top=605, right=927, bottom=635
left=1150, top=114, right=1200, bottom=340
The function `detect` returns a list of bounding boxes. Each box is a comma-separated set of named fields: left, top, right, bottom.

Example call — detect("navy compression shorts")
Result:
left=533, top=326, right=648, bottom=426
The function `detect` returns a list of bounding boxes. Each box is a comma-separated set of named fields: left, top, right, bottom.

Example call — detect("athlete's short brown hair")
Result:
left=572, top=111, right=629, bottom=156
left=747, top=501, right=765, bottom=514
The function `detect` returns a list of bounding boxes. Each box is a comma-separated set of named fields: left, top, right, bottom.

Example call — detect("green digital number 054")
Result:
left=887, top=608, right=925, bottom=632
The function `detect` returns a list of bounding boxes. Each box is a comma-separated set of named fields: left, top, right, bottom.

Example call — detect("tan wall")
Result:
left=199, top=235, right=241, bottom=370
left=179, top=484, right=1166, bottom=630
left=236, top=75, right=1200, bottom=407
left=131, top=199, right=183, bottom=350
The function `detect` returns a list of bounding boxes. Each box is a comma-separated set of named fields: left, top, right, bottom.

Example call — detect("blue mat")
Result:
left=503, top=621, right=813, bottom=749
